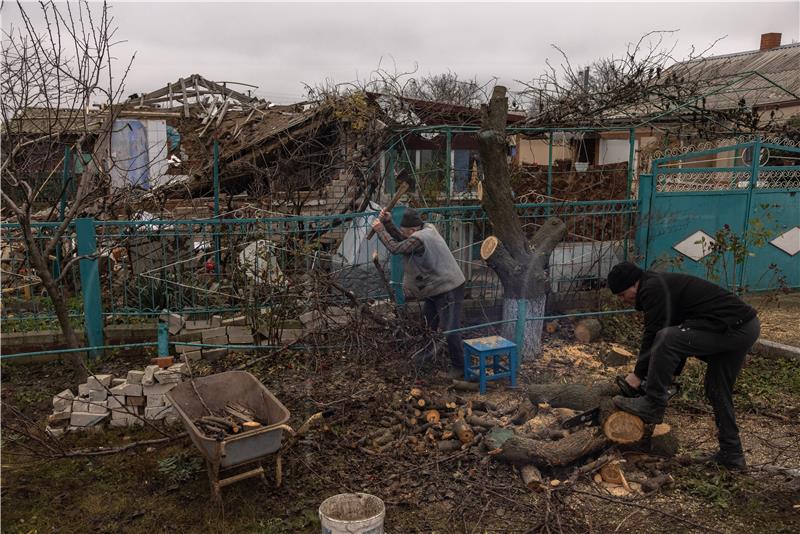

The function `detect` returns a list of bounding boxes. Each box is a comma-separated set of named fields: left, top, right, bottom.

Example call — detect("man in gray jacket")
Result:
left=372, top=207, right=466, bottom=371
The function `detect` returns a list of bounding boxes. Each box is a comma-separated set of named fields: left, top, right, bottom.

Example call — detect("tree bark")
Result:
left=18, top=216, right=87, bottom=380
left=574, top=318, right=602, bottom=343
left=527, top=382, right=618, bottom=411
left=477, top=86, right=567, bottom=359
left=486, top=426, right=608, bottom=466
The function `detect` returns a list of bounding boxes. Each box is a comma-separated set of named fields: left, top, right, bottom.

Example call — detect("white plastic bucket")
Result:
left=319, top=492, right=385, bottom=534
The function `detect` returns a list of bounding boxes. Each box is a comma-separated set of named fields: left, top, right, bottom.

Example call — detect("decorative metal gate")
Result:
left=637, top=137, right=800, bottom=291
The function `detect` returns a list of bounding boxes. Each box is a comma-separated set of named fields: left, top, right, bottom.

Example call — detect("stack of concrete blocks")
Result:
left=45, top=363, right=190, bottom=436
left=173, top=313, right=256, bottom=362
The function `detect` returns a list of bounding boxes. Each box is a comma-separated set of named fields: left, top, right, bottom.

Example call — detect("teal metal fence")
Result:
left=1, top=199, right=637, bottom=335
left=637, top=137, right=800, bottom=291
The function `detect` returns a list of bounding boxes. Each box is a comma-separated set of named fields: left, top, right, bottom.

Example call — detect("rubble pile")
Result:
left=46, top=363, right=190, bottom=436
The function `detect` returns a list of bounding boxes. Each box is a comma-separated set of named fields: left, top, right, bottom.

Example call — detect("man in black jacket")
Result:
left=607, top=262, right=760, bottom=468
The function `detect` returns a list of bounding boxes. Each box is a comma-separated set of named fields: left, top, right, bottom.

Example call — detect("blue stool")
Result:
left=462, top=335, right=518, bottom=394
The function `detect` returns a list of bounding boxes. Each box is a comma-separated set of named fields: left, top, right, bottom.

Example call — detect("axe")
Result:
left=367, top=170, right=414, bottom=240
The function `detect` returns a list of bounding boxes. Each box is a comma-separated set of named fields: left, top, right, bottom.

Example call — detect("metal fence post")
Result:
left=76, top=218, right=104, bottom=357
left=390, top=205, right=406, bottom=305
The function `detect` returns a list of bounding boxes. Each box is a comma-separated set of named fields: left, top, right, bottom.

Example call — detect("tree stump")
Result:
left=574, top=318, right=602, bottom=343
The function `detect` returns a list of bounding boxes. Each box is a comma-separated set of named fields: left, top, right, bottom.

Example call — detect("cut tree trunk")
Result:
left=486, top=426, right=608, bottom=466
left=501, top=296, right=546, bottom=357
left=528, top=382, right=645, bottom=444
left=527, top=383, right=618, bottom=411
left=574, top=318, right=601, bottom=343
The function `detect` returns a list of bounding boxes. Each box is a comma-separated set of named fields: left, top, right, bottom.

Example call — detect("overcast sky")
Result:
left=4, top=1, right=799, bottom=104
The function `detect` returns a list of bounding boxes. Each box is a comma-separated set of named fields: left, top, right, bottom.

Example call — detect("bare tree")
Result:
left=1, top=0, right=132, bottom=378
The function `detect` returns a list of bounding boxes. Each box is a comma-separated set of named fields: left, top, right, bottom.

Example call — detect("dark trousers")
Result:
left=645, top=317, right=760, bottom=454
left=422, top=283, right=465, bottom=368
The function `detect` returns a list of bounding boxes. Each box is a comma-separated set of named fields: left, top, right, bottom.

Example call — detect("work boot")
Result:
left=612, top=395, right=665, bottom=424
left=616, top=375, right=643, bottom=398
left=694, top=450, right=747, bottom=470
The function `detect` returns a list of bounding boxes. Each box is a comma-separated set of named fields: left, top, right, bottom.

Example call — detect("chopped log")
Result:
left=437, top=440, right=462, bottom=452
left=425, top=410, right=441, bottom=424
left=545, top=320, right=560, bottom=334
left=521, top=464, right=544, bottom=491
left=442, top=430, right=454, bottom=440
left=471, top=399, right=499, bottom=412
left=453, top=419, right=475, bottom=444
left=599, top=461, right=631, bottom=491
left=552, top=407, right=579, bottom=423
left=601, top=411, right=644, bottom=444
left=527, top=382, right=617, bottom=412
left=642, top=473, right=675, bottom=493
left=242, top=421, right=262, bottom=430
left=466, top=413, right=504, bottom=428
left=574, top=318, right=602, bottom=343
left=410, top=388, right=424, bottom=398
left=485, top=427, right=608, bottom=466
left=601, top=344, right=635, bottom=366
left=451, top=379, right=501, bottom=392
left=648, top=423, right=679, bottom=457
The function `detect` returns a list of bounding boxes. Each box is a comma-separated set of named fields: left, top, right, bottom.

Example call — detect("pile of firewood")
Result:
left=355, top=379, right=678, bottom=496
left=193, top=402, right=265, bottom=438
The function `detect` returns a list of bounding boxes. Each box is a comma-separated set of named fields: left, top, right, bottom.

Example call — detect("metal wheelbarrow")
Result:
left=166, top=371, right=293, bottom=499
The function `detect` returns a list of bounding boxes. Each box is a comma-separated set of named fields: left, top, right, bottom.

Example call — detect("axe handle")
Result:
left=367, top=182, right=409, bottom=240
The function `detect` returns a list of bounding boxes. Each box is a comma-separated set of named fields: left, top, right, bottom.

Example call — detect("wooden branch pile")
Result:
left=356, top=380, right=679, bottom=497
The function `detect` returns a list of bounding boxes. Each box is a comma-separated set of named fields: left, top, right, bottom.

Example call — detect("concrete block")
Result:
left=753, top=339, right=800, bottom=360
left=111, top=406, right=137, bottom=419
left=167, top=313, right=186, bottom=335
left=143, top=382, right=176, bottom=396
left=176, top=343, right=200, bottom=354
left=147, top=394, right=165, bottom=407
left=45, top=425, right=66, bottom=437
left=52, top=389, right=74, bottom=411
left=108, top=395, right=125, bottom=409
left=126, top=370, right=145, bottom=385
left=126, top=396, right=146, bottom=406
left=227, top=326, right=254, bottom=344
left=111, top=378, right=126, bottom=386
left=72, top=399, right=90, bottom=412
left=184, top=319, right=211, bottom=331
left=78, top=383, right=90, bottom=396
left=203, top=336, right=228, bottom=347
left=154, top=369, right=181, bottom=384
left=145, top=405, right=173, bottom=420
left=203, top=348, right=228, bottom=362
left=167, top=362, right=188, bottom=376
left=70, top=411, right=108, bottom=427
left=87, top=374, right=113, bottom=391
left=202, top=327, right=228, bottom=342
left=48, top=410, right=72, bottom=426
left=88, top=401, right=109, bottom=415
left=110, top=382, right=143, bottom=396
left=184, top=350, right=203, bottom=362
left=222, top=315, right=247, bottom=326
left=141, top=365, right=159, bottom=386
left=211, top=315, right=223, bottom=327
left=89, top=389, right=108, bottom=402
left=70, top=424, right=104, bottom=433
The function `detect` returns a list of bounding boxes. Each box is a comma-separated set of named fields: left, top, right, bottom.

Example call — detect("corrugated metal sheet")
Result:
left=665, top=42, right=800, bottom=109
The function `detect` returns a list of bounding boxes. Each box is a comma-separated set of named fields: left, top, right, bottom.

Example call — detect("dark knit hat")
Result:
left=400, top=208, right=423, bottom=228
left=607, top=262, right=643, bottom=294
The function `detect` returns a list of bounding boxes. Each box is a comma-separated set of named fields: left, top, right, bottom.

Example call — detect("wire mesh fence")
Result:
left=0, top=199, right=637, bottom=333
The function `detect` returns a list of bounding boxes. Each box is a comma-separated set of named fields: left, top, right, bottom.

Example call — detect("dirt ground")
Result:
left=745, top=291, right=800, bottom=346
left=2, top=303, right=799, bottom=533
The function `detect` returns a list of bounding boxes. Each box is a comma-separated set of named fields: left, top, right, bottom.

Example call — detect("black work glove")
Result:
left=616, top=375, right=644, bottom=398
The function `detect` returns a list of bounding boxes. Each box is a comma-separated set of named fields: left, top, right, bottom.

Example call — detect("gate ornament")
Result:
left=673, top=230, right=716, bottom=261
left=770, top=227, right=800, bottom=256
